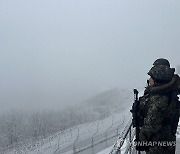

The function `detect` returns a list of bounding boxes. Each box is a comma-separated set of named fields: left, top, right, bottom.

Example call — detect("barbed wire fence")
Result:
left=54, top=115, right=126, bottom=154
left=109, top=117, right=137, bottom=154
left=73, top=126, right=80, bottom=153
left=1, top=113, right=128, bottom=154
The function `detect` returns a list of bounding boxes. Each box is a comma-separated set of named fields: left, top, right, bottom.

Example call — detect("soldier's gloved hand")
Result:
left=144, top=86, right=153, bottom=95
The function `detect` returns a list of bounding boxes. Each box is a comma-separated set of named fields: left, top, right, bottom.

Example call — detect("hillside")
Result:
left=1, top=88, right=134, bottom=154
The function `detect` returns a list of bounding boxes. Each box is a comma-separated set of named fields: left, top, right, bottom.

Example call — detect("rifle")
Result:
left=130, top=89, right=142, bottom=153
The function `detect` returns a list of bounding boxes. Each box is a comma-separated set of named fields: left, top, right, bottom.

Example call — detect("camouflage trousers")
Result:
left=145, top=146, right=175, bottom=154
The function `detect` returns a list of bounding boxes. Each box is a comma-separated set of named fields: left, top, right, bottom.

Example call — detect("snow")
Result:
left=5, top=110, right=130, bottom=154
left=4, top=90, right=178, bottom=154
left=96, top=146, right=112, bottom=154
left=96, top=138, right=128, bottom=154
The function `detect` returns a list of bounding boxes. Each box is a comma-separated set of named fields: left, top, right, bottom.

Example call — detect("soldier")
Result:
left=138, top=59, right=180, bottom=154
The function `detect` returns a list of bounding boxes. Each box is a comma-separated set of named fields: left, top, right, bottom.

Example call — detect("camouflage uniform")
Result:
left=139, top=65, right=179, bottom=154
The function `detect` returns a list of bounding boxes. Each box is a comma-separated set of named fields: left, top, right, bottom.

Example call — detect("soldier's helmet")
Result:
left=148, top=65, right=174, bottom=83
left=153, top=58, right=170, bottom=67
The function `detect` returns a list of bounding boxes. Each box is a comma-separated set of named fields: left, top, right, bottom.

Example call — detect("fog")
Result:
left=0, top=0, right=180, bottom=111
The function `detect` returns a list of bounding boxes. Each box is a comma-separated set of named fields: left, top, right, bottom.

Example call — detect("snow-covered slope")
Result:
left=5, top=112, right=130, bottom=154
left=84, top=88, right=133, bottom=109
left=79, top=88, right=133, bottom=119
left=4, top=88, right=133, bottom=154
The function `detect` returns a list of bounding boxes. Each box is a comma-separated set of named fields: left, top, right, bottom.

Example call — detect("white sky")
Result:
left=0, top=0, right=180, bottom=111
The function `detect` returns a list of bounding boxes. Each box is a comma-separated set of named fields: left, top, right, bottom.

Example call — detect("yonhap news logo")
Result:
left=116, top=139, right=176, bottom=148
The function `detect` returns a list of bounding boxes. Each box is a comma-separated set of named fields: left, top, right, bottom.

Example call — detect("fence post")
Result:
left=129, top=126, right=132, bottom=154
left=73, top=127, right=79, bottom=153
left=117, top=115, right=125, bottom=136
left=92, top=137, right=94, bottom=154
left=73, top=144, right=76, bottom=154
left=91, top=121, right=100, bottom=154
left=104, top=115, right=114, bottom=149
left=58, top=135, right=60, bottom=149
left=105, top=132, right=108, bottom=148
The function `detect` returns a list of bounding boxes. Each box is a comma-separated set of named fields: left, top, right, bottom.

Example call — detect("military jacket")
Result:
left=139, top=88, right=179, bottom=142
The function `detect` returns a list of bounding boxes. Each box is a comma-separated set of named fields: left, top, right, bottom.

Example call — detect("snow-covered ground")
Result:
left=4, top=110, right=130, bottom=154
left=4, top=93, right=178, bottom=154
left=97, top=138, right=128, bottom=154
left=96, top=146, right=113, bottom=154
